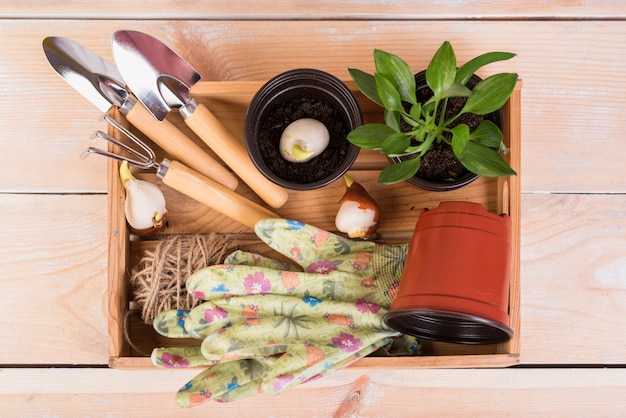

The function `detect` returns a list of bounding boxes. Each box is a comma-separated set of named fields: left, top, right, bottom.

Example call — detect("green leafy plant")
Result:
left=347, top=41, right=518, bottom=184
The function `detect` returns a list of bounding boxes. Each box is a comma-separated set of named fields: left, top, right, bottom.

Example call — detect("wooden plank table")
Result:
left=2, top=3, right=626, bottom=416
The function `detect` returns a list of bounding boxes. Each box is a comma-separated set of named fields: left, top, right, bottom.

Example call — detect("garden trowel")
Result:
left=111, top=30, right=289, bottom=209
left=42, top=36, right=238, bottom=191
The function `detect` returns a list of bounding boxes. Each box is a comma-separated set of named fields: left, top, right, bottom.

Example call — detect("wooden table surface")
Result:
left=2, top=2, right=626, bottom=416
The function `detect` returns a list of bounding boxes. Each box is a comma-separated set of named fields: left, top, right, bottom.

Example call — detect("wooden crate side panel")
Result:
left=107, top=108, right=132, bottom=359
left=110, top=352, right=519, bottom=370
left=505, top=84, right=522, bottom=357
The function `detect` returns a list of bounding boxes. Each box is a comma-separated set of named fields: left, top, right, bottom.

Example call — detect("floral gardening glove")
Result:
left=151, top=219, right=421, bottom=408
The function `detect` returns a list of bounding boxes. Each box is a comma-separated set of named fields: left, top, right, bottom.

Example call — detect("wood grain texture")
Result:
left=2, top=1, right=626, bottom=19
left=520, top=193, right=626, bottom=364
left=0, top=195, right=109, bottom=364
left=2, top=19, right=626, bottom=193
left=3, top=368, right=626, bottom=416
left=2, top=7, right=626, bottom=415
left=3, top=194, right=623, bottom=366
left=108, top=80, right=520, bottom=368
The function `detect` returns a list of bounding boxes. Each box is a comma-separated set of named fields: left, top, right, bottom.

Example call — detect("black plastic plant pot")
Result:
left=245, top=69, right=362, bottom=190
left=390, top=70, right=505, bottom=192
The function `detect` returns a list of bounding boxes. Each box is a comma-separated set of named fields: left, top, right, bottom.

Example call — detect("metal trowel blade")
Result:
left=111, top=30, right=202, bottom=121
left=43, top=36, right=128, bottom=113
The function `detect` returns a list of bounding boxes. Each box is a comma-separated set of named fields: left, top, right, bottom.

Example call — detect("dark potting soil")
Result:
left=258, top=96, right=350, bottom=184
left=406, top=77, right=488, bottom=182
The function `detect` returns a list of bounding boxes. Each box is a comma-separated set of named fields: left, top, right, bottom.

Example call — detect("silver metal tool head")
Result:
left=42, top=36, right=130, bottom=113
left=111, top=30, right=202, bottom=121
left=82, top=114, right=158, bottom=171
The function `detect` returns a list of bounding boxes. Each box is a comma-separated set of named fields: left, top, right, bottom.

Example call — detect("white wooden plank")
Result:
left=2, top=368, right=626, bottom=416
left=0, top=23, right=111, bottom=193
left=1, top=1, right=626, bottom=19
left=520, top=193, right=626, bottom=364
left=0, top=194, right=109, bottom=364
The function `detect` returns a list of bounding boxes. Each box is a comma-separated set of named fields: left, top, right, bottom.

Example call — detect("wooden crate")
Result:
left=107, top=81, right=522, bottom=369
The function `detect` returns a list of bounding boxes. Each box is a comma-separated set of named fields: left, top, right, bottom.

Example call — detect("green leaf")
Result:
left=347, top=124, right=396, bottom=149
left=457, top=142, right=516, bottom=177
left=455, top=52, right=516, bottom=85
left=410, top=102, right=422, bottom=121
left=469, top=120, right=503, bottom=148
left=408, top=125, right=427, bottom=146
left=382, top=132, right=411, bottom=155
left=374, top=49, right=417, bottom=105
left=440, top=82, right=473, bottom=100
left=404, top=144, right=424, bottom=155
left=450, top=124, right=470, bottom=158
left=386, top=127, right=429, bottom=155
left=375, top=73, right=405, bottom=112
left=426, top=41, right=457, bottom=98
left=422, top=100, right=436, bottom=114
left=349, top=68, right=383, bottom=107
left=384, top=109, right=401, bottom=132
left=461, top=73, right=518, bottom=115
left=400, top=113, right=418, bottom=128
left=379, top=157, right=421, bottom=184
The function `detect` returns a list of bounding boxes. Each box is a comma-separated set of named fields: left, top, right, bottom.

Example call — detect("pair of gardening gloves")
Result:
left=151, top=218, right=420, bottom=408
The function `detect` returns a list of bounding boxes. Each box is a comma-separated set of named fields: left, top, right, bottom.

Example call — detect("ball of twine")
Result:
left=129, top=233, right=238, bottom=324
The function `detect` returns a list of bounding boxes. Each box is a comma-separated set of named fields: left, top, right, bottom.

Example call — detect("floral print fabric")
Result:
left=152, top=219, right=420, bottom=408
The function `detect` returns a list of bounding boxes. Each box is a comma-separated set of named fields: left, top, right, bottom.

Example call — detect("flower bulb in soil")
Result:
left=279, top=118, right=330, bottom=163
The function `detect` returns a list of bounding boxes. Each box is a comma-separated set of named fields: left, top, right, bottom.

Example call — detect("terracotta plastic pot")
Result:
left=389, top=71, right=505, bottom=192
left=384, top=201, right=513, bottom=344
left=245, top=68, right=362, bottom=190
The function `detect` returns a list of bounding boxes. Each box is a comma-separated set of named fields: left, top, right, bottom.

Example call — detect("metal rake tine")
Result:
left=80, top=113, right=159, bottom=170
left=80, top=131, right=153, bottom=170
left=103, top=114, right=156, bottom=164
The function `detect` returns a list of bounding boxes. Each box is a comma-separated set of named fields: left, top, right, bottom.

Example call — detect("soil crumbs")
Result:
left=258, top=96, right=350, bottom=184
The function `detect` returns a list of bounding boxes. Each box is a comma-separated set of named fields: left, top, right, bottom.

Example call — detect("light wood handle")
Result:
left=126, top=102, right=239, bottom=191
left=160, top=160, right=279, bottom=229
left=185, top=103, right=289, bottom=209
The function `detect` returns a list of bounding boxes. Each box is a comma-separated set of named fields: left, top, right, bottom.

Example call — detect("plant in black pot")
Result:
left=347, top=41, right=518, bottom=191
left=245, top=69, right=362, bottom=190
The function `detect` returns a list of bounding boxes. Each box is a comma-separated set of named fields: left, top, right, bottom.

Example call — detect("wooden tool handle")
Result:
left=126, top=102, right=239, bottom=191
left=185, top=102, right=289, bottom=209
left=160, top=160, right=279, bottom=229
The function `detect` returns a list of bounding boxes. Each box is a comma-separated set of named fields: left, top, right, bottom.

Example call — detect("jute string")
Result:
left=129, top=233, right=238, bottom=325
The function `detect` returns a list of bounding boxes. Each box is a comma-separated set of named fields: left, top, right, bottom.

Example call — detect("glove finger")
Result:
left=262, top=335, right=395, bottom=395
left=386, top=334, right=422, bottom=356
left=151, top=345, right=213, bottom=368
left=254, top=219, right=377, bottom=271
left=186, top=264, right=381, bottom=303
left=155, top=289, right=398, bottom=354
left=153, top=309, right=192, bottom=338
left=225, top=249, right=301, bottom=272
left=200, top=310, right=398, bottom=362
left=153, top=295, right=316, bottom=341
left=200, top=315, right=326, bottom=361
left=153, top=305, right=252, bottom=340
left=175, top=357, right=275, bottom=408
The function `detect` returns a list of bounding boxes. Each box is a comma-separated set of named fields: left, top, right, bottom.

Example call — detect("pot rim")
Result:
left=384, top=308, right=514, bottom=345
left=245, top=68, right=362, bottom=190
